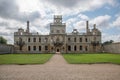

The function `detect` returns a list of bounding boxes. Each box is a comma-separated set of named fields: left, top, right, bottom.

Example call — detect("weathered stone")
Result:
left=14, top=15, right=101, bottom=53
left=103, top=42, right=120, bottom=53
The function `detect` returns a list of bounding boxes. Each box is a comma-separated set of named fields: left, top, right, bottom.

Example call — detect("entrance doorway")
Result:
left=57, top=49, right=60, bottom=52
left=55, top=48, right=60, bottom=54
left=56, top=48, right=60, bottom=54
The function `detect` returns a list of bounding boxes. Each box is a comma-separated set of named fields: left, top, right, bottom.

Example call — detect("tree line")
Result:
left=0, top=36, right=7, bottom=44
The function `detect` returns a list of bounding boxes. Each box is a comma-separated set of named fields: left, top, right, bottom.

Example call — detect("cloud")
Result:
left=17, top=11, right=41, bottom=22
left=74, top=21, right=86, bottom=31
left=102, top=33, right=120, bottom=43
left=69, top=14, right=112, bottom=34
left=112, top=16, right=120, bottom=27
left=90, top=15, right=111, bottom=28
left=0, top=22, right=9, bottom=27
left=45, top=0, right=80, bottom=8
left=78, top=14, right=89, bottom=20
left=88, top=0, right=116, bottom=10
left=44, top=0, right=116, bottom=14
left=0, top=0, right=41, bottom=22
left=65, top=14, right=89, bottom=32
left=0, top=0, right=19, bottom=18
left=66, top=14, right=112, bottom=33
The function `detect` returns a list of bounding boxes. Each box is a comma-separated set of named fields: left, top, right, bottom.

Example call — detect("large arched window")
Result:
left=33, top=38, right=36, bottom=42
left=45, top=46, right=48, bottom=51
left=74, top=37, right=76, bottom=42
left=39, top=38, right=41, bottom=42
left=28, top=46, right=31, bottom=51
left=80, top=38, right=82, bottom=42
left=68, top=38, right=70, bottom=42
left=80, top=46, right=82, bottom=50
left=85, top=46, right=88, bottom=51
left=39, top=46, right=41, bottom=51
left=33, top=46, right=36, bottom=51
left=28, top=38, right=30, bottom=42
left=68, top=46, right=71, bottom=51
left=74, top=45, right=77, bottom=51
left=85, top=38, right=88, bottom=42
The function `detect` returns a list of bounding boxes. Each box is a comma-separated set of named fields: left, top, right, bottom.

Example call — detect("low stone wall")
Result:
left=0, top=44, right=14, bottom=54
left=103, top=42, right=120, bottom=53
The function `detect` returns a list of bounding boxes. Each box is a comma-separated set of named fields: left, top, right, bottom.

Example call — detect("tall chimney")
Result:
left=86, top=21, right=88, bottom=29
left=86, top=21, right=89, bottom=33
left=93, top=24, right=96, bottom=29
left=26, top=21, right=29, bottom=33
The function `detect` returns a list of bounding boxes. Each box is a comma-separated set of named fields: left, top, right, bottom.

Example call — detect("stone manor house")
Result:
left=14, top=15, right=101, bottom=53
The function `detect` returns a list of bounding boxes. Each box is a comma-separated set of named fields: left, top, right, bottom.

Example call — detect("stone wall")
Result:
left=0, top=44, right=14, bottom=54
left=103, top=42, right=120, bottom=53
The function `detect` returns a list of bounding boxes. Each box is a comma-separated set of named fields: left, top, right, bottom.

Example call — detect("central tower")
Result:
left=50, top=15, right=66, bottom=34
left=50, top=15, right=66, bottom=53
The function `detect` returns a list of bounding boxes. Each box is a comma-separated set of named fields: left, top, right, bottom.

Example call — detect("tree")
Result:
left=109, top=40, right=114, bottom=43
left=103, top=40, right=114, bottom=45
left=0, top=36, right=7, bottom=44
left=16, top=38, right=25, bottom=50
left=91, top=41, right=99, bottom=52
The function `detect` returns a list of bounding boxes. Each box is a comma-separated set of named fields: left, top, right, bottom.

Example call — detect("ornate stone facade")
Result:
left=14, top=15, right=101, bottom=53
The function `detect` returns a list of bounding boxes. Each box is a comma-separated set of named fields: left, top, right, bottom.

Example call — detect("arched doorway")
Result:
left=55, top=47, right=61, bottom=54
left=57, top=49, right=60, bottom=52
left=56, top=47, right=60, bottom=52
left=52, top=36, right=64, bottom=54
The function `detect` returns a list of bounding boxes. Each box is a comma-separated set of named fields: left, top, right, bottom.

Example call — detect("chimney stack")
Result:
left=93, top=24, right=96, bottom=29
left=26, top=21, right=29, bottom=33
left=27, top=21, right=29, bottom=27
left=86, top=21, right=89, bottom=33
left=86, top=21, right=89, bottom=30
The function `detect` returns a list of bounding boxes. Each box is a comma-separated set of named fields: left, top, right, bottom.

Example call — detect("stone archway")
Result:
left=57, top=48, right=60, bottom=52
left=56, top=47, right=62, bottom=52
left=52, top=38, right=63, bottom=53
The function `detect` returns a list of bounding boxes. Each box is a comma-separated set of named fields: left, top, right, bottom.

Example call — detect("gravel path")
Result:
left=0, top=54, right=120, bottom=80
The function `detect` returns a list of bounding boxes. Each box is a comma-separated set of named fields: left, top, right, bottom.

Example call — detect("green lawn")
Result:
left=63, top=54, right=120, bottom=64
left=0, top=54, right=53, bottom=64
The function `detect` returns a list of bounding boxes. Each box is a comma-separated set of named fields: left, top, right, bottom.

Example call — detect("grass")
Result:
left=0, top=54, right=53, bottom=64
left=63, top=53, right=120, bottom=64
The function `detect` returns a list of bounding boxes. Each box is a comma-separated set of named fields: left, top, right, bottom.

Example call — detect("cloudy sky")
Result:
left=0, top=0, right=120, bottom=44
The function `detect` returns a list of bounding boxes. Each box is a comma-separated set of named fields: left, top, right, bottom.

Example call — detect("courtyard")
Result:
left=0, top=54, right=120, bottom=80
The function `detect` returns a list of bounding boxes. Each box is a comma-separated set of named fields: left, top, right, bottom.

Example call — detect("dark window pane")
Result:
left=74, top=45, right=76, bottom=51
left=39, top=46, right=41, bottom=51
left=74, top=37, right=76, bottom=42
left=33, top=38, right=36, bottom=42
left=28, top=46, right=31, bottom=51
left=39, top=38, right=41, bottom=42
left=80, top=38, right=82, bottom=42
left=28, top=38, right=30, bottom=42
left=68, top=46, right=71, bottom=51
left=85, top=38, right=88, bottom=42
left=33, top=46, right=36, bottom=51
left=80, top=46, right=82, bottom=50
left=45, top=46, right=48, bottom=50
